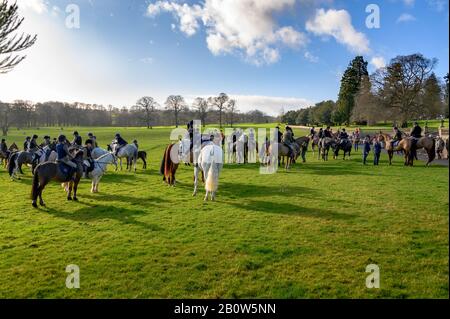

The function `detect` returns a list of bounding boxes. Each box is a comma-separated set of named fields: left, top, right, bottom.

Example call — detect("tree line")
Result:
left=0, top=93, right=276, bottom=136
left=283, top=54, right=449, bottom=127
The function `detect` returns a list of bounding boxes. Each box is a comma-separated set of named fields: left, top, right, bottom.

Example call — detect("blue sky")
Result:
left=0, top=0, right=448, bottom=115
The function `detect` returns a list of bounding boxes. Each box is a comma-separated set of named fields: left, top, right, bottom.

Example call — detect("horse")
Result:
left=108, top=143, right=138, bottom=172
left=332, top=139, right=352, bottom=160
left=310, top=135, right=320, bottom=157
left=195, top=143, right=223, bottom=201
left=7, top=151, right=34, bottom=179
left=319, top=137, right=336, bottom=161
left=295, top=136, right=310, bottom=163
left=31, top=149, right=86, bottom=208
left=0, top=142, right=18, bottom=167
left=159, top=143, right=180, bottom=186
left=63, top=152, right=117, bottom=194
left=31, top=146, right=58, bottom=172
left=127, top=151, right=147, bottom=170
left=379, top=134, right=435, bottom=166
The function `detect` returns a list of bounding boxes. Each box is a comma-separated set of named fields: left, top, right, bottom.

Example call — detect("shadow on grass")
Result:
left=43, top=204, right=164, bottom=231
left=228, top=199, right=355, bottom=220
left=83, top=193, right=166, bottom=206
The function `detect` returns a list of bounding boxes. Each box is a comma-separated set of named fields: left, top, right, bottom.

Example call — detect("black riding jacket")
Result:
left=72, top=135, right=82, bottom=146
left=410, top=126, right=422, bottom=139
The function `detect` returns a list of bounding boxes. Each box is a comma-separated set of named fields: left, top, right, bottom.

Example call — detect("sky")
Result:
left=0, top=0, right=448, bottom=116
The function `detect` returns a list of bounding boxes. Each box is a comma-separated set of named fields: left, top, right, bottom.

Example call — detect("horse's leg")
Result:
left=73, top=179, right=79, bottom=201
left=67, top=181, right=73, bottom=200
left=204, top=190, right=209, bottom=201
left=193, top=165, right=199, bottom=196
left=38, top=181, right=48, bottom=207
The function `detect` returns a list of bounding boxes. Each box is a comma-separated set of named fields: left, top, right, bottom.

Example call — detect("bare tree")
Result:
left=372, top=54, right=436, bottom=126
left=135, top=96, right=159, bottom=129
left=165, top=95, right=185, bottom=127
left=192, top=97, right=209, bottom=127
left=0, top=101, right=11, bottom=135
left=0, top=0, right=37, bottom=73
left=208, top=93, right=228, bottom=128
left=226, top=99, right=238, bottom=127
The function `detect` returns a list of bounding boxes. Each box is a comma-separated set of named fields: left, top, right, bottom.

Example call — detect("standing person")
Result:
left=373, top=137, right=382, bottom=166
left=72, top=131, right=82, bottom=147
left=363, top=135, right=371, bottom=165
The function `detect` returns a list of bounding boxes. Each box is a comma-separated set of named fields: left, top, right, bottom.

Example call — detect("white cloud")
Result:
left=146, top=0, right=308, bottom=65
left=16, top=0, right=48, bottom=14
left=187, top=94, right=312, bottom=116
left=370, top=56, right=386, bottom=70
left=305, top=8, right=370, bottom=54
left=397, top=13, right=416, bottom=23
left=304, top=51, right=319, bottom=63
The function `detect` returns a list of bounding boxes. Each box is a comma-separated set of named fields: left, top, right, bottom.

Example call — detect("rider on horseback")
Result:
left=282, top=126, right=296, bottom=158
left=24, top=136, right=31, bottom=151
left=391, top=127, right=403, bottom=148
left=83, top=138, right=95, bottom=178
left=114, top=133, right=128, bottom=156
left=410, top=122, right=422, bottom=160
left=72, top=131, right=82, bottom=147
left=56, top=135, right=77, bottom=170
left=324, top=127, right=332, bottom=138
left=310, top=127, right=316, bottom=138
left=339, top=128, right=349, bottom=147
left=1, top=138, right=10, bottom=160
left=88, top=132, right=98, bottom=148
left=29, top=135, right=39, bottom=152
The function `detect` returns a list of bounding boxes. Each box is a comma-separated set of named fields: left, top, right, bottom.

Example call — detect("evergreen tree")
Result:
left=335, top=56, right=369, bottom=125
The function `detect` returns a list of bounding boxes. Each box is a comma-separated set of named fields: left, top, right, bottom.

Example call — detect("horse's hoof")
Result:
left=40, top=202, right=46, bottom=207
left=73, top=197, right=78, bottom=201
left=67, top=197, right=72, bottom=201
left=32, top=202, right=38, bottom=208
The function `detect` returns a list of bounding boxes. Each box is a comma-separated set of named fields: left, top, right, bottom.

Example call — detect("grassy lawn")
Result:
left=0, top=126, right=448, bottom=298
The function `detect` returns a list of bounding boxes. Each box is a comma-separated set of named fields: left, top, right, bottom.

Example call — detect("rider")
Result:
left=318, top=128, right=324, bottom=139
left=310, top=126, right=316, bottom=137
left=410, top=122, right=422, bottom=160
left=114, top=133, right=128, bottom=156
left=24, top=136, right=31, bottom=151
left=88, top=132, right=98, bottom=148
left=83, top=138, right=95, bottom=178
left=1, top=138, right=10, bottom=160
left=41, top=136, right=51, bottom=147
left=324, top=126, right=332, bottom=138
left=339, top=128, right=349, bottom=146
left=72, top=131, right=82, bottom=147
left=282, top=126, right=296, bottom=158
left=276, top=126, right=283, bottom=143
left=391, top=127, right=403, bottom=148
left=56, top=135, right=77, bottom=170
left=28, top=135, right=40, bottom=152
left=41, top=136, right=53, bottom=161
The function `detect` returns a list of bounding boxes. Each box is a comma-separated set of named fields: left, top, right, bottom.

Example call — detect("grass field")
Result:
left=0, top=125, right=448, bottom=298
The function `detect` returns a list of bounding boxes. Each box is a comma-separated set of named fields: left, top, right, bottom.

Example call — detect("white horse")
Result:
left=89, top=152, right=117, bottom=193
left=195, top=142, right=223, bottom=201
left=109, top=143, right=138, bottom=172
left=91, top=147, right=109, bottom=160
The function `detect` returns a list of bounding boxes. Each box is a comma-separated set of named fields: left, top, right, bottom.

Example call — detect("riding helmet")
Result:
left=58, top=135, right=66, bottom=142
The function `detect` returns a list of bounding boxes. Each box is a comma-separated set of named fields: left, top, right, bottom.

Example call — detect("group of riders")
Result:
left=1, top=131, right=132, bottom=179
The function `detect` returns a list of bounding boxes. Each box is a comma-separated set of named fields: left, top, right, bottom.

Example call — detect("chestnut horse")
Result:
left=379, top=134, right=435, bottom=166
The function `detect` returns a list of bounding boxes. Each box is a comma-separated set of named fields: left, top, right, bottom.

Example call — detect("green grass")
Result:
left=0, top=126, right=448, bottom=298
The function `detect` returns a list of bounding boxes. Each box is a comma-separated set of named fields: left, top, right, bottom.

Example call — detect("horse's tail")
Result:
left=428, top=139, right=436, bottom=163
left=205, top=154, right=218, bottom=192
left=8, top=152, right=17, bottom=177
left=31, top=167, right=40, bottom=200
left=160, top=146, right=168, bottom=176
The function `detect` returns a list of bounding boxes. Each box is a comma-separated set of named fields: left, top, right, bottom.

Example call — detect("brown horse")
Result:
left=160, top=144, right=179, bottom=186
left=379, top=134, right=435, bottom=166
left=31, top=150, right=85, bottom=208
